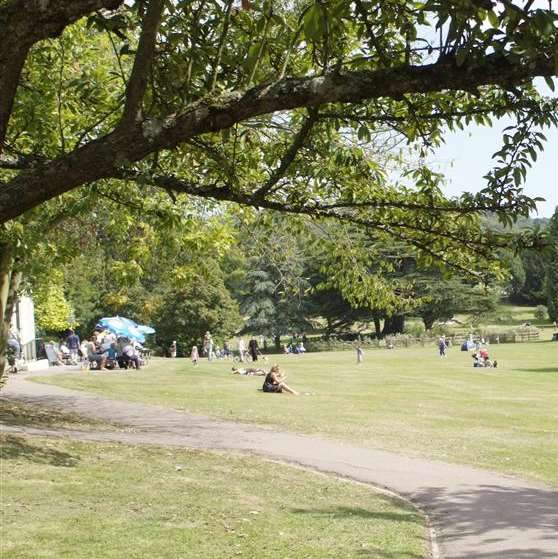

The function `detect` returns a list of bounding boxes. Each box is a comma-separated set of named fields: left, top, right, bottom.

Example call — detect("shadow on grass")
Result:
left=291, top=506, right=420, bottom=523
left=516, top=367, right=558, bottom=374
left=0, top=434, right=79, bottom=467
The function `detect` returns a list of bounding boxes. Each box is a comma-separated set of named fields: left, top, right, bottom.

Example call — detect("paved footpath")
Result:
left=2, top=368, right=558, bottom=559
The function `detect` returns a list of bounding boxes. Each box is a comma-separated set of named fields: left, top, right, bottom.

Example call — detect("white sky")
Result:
left=431, top=119, right=558, bottom=218
left=431, top=78, right=558, bottom=218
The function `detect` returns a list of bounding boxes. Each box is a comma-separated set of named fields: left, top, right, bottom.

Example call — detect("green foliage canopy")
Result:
left=0, top=0, right=557, bottom=275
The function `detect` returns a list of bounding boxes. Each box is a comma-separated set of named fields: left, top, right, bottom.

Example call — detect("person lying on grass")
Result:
left=262, top=365, right=299, bottom=395
left=231, top=366, right=266, bottom=376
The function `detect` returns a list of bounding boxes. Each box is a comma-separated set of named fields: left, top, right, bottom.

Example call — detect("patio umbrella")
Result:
left=97, top=317, right=155, bottom=343
left=117, top=317, right=156, bottom=337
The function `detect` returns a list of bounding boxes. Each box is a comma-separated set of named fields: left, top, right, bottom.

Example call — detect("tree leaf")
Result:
left=303, top=4, right=324, bottom=41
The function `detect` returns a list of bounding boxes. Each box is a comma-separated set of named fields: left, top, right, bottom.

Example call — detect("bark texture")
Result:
left=0, top=241, right=13, bottom=381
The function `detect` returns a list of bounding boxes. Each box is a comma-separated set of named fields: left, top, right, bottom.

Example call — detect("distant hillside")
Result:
left=483, top=214, right=550, bottom=232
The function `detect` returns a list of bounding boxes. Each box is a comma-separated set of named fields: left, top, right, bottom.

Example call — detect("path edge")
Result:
left=0, top=421, right=440, bottom=559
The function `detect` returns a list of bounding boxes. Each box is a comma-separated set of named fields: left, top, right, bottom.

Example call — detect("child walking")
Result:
left=191, top=345, right=199, bottom=366
left=356, top=345, right=364, bottom=364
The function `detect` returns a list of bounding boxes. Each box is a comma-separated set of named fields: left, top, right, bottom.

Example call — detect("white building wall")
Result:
left=11, top=295, right=36, bottom=359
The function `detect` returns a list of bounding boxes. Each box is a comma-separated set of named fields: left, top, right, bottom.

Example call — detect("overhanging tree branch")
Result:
left=0, top=51, right=556, bottom=223
left=119, top=0, right=165, bottom=127
left=114, top=169, right=509, bottom=263
left=251, top=108, right=319, bottom=201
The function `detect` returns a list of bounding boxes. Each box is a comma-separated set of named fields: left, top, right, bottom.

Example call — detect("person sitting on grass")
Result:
left=86, top=337, right=107, bottom=370
left=118, top=340, right=141, bottom=370
left=231, top=366, right=266, bottom=376
left=103, top=342, right=119, bottom=370
left=262, top=365, right=299, bottom=395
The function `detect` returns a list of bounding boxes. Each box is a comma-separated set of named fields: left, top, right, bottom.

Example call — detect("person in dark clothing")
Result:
left=66, top=329, right=80, bottom=363
left=262, top=365, right=298, bottom=395
left=248, top=338, right=259, bottom=361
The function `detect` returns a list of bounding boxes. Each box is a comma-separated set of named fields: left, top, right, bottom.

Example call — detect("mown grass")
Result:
left=1, top=434, right=427, bottom=559
left=34, top=340, right=558, bottom=487
left=454, top=304, right=556, bottom=331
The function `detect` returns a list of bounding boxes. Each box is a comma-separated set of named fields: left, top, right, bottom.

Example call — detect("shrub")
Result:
left=405, top=322, right=425, bottom=337
left=534, top=305, right=548, bottom=321
left=430, top=323, right=456, bottom=337
left=493, top=312, right=514, bottom=324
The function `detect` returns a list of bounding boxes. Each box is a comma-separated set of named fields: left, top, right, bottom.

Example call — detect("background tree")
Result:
left=234, top=214, right=312, bottom=346
left=33, top=271, right=75, bottom=336
left=413, top=272, right=499, bottom=331
left=153, top=262, right=241, bottom=356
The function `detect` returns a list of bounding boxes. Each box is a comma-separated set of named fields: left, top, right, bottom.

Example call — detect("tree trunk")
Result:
left=325, top=318, right=333, bottom=340
left=4, top=270, right=21, bottom=330
left=422, top=314, right=435, bottom=331
left=546, top=260, right=558, bottom=322
left=373, top=316, right=381, bottom=338
left=382, top=314, right=405, bottom=336
left=0, top=241, right=14, bottom=383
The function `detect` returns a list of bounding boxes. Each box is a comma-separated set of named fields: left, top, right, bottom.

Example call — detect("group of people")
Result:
left=188, top=332, right=235, bottom=364
left=84, top=327, right=144, bottom=370
left=186, top=333, right=265, bottom=364
left=51, top=327, right=144, bottom=371
left=282, top=341, right=306, bottom=355
left=472, top=346, right=498, bottom=368
left=236, top=336, right=262, bottom=361
left=457, top=335, right=498, bottom=368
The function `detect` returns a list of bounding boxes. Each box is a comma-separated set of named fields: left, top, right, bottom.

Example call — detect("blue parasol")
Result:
left=97, top=317, right=155, bottom=342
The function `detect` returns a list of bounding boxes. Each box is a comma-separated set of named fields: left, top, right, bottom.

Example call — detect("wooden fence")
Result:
left=304, top=328, right=541, bottom=352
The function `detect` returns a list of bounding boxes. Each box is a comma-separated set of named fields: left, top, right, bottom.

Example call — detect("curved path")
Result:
left=2, top=368, right=558, bottom=559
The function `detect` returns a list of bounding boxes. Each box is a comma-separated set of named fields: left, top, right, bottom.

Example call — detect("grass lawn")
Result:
left=453, top=304, right=556, bottom=332
left=1, top=433, right=427, bottom=559
left=33, top=340, right=558, bottom=487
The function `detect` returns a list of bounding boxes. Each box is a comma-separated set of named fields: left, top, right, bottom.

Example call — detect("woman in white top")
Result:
left=237, top=338, right=246, bottom=362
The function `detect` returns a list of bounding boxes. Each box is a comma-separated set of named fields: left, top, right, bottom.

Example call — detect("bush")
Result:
left=534, top=305, right=548, bottom=321
left=405, top=322, right=425, bottom=337
left=493, top=312, right=514, bottom=324
left=430, top=323, right=456, bottom=337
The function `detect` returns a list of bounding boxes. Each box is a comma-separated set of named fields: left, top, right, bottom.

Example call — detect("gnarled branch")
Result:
left=0, top=51, right=556, bottom=222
